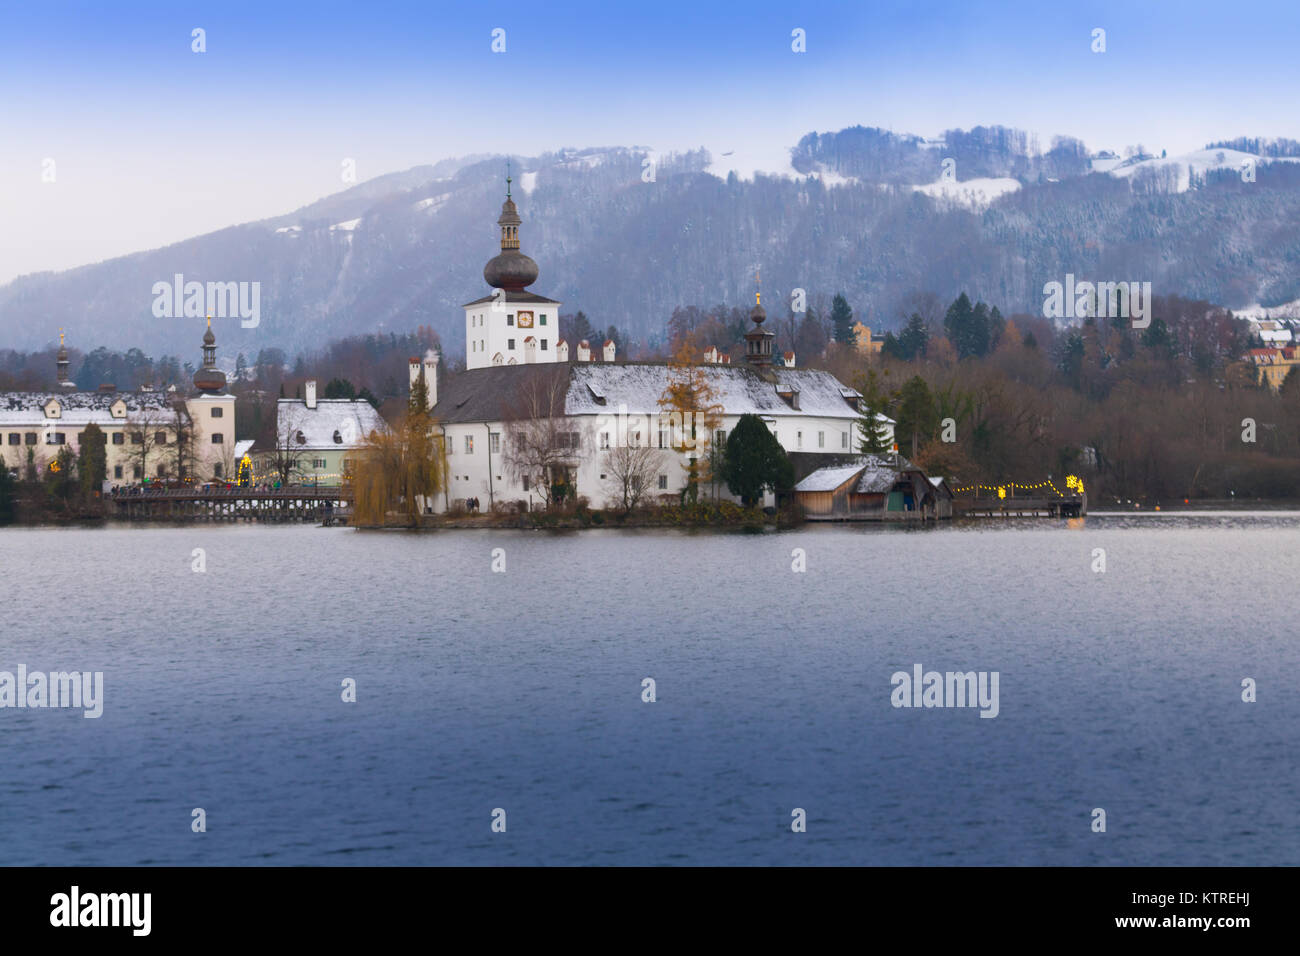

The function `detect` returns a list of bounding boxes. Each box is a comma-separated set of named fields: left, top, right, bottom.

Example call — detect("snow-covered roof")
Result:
left=566, top=363, right=868, bottom=419
left=794, top=462, right=867, bottom=492
left=272, top=399, right=386, bottom=450
left=0, top=390, right=172, bottom=427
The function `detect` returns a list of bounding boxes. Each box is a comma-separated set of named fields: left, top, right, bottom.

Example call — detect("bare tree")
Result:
left=266, top=404, right=309, bottom=486
left=601, top=443, right=667, bottom=515
left=502, top=368, right=580, bottom=509
left=125, top=403, right=170, bottom=483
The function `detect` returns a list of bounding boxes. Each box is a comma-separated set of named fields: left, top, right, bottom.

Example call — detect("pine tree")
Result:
left=898, top=313, right=929, bottom=360
left=831, top=293, right=855, bottom=344
left=78, top=423, right=107, bottom=497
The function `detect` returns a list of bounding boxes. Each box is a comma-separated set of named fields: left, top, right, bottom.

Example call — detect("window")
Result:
left=312, top=458, right=326, bottom=469
left=131, top=432, right=143, bottom=444
left=507, top=313, right=514, bottom=326
left=133, top=465, right=142, bottom=479
left=113, top=465, right=123, bottom=479
left=490, top=433, right=500, bottom=454
left=818, top=431, right=825, bottom=449
left=211, top=407, right=223, bottom=418
left=25, top=433, right=36, bottom=445
left=658, top=425, right=668, bottom=448
left=156, top=464, right=166, bottom=477
left=77, top=432, right=85, bottom=444
left=156, top=431, right=168, bottom=445
left=540, top=339, right=547, bottom=350
left=465, top=435, right=473, bottom=454
left=842, top=432, right=848, bottom=449
left=211, top=433, right=224, bottom=444
left=112, top=432, right=124, bottom=445
left=522, top=475, right=530, bottom=492
left=599, top=432, right=610, bottom=450
left=658, top=474, right=668, bottom=490
left=333, top=430, right=342, bottom=444
left=214, top=463, right=223, bottom=478
left=508, top=339, right=515, bottom=350
left=539, top=314, right=547, bottom=326
left=7, top=434, right=18, bottom=445
left=715, top=429, right=726, bottom=446
left=46, top=432, right=65, bottom=445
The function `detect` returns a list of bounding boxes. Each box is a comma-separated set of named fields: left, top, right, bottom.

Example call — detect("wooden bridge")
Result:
left=109, top=486, right=353, bottom=523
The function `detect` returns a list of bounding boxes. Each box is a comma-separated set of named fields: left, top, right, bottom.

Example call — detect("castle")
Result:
left=412, top=184, right=894, bottom=512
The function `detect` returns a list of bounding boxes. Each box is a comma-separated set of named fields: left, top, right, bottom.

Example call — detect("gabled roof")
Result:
left=266, top=398, right=387, bottom=450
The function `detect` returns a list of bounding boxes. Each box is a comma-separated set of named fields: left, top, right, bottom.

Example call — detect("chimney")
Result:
left=305, top=379, right=317, bottom=409
left=556, top=339, right=569, bottom=362
left=577, top=339, right=591, bottom=362
left=783, top=350, right=796, bottom=367
left=422, top=350, right=438, bottom=409
left=602, top=339, right=616, bottom=362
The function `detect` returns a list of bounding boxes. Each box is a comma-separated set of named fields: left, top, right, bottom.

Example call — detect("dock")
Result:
left=109, top=486, right=352, bottom=523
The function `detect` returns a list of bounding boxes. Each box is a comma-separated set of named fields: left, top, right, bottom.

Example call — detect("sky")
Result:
left=3, top=0, right=1300, bottom=284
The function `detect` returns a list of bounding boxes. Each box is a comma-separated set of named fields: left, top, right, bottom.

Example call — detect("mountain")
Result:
left=3, top=127, right=1300, bottom=360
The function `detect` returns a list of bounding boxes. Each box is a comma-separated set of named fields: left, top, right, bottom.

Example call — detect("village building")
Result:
left=1, top=323, right=235, bottom=484
left=1245, top=346, right=1298, bottom=390
left=852, top=321, right=884, bottom=356
left=412, top=188, right=895, bottom=512
left=249, top=379, right=386, bottom=487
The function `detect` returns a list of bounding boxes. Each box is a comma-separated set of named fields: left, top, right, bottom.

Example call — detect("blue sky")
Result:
left=3, top=0, right=1299, bottom=282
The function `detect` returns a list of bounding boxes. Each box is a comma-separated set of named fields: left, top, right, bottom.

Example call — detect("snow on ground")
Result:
left=413, top=192, right=452, bottom=211
left=913, top=176, right=1021, bottom=208
left=1235, top=298, right=1300, bottom=320
left=1105, top=148, right=1262, bottom=191
left=519, top=171, right=538, bottom=193
left=329, top=218, right=361, bottom=231
left=704, top=144, right=802, bottom=181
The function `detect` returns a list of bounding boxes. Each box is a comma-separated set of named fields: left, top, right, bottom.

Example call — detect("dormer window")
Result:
left=296, top=431, right=306, bottom=444
left=333, top=430, right=343, bottom=444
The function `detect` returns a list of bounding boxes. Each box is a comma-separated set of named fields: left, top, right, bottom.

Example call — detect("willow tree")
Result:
left=351, top=377, right=446, bottom=527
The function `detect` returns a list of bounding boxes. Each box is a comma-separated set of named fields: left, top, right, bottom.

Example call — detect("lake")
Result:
left=1, top=515, right=1296, bottom=865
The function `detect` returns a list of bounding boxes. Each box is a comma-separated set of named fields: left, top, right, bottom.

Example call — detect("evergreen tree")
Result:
left=857, top=369, right=894, bottom=454
left=894, top=375, right=938, bottom=458
left=722, top=414, right=795, bottom=508
left=324, top=377, right=357, bottom=400
left=78, top=423, right=107, bottom=496
left=897, top=313, right=929, bottom=360
left=569, top=310, right=595, bottom=346
left=830, top=293, right=855, bottom=344
left=0, top=452, right=14, bottom=523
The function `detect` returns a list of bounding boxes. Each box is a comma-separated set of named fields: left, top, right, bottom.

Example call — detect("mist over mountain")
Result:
left=4, top=125, right=1299, bottom=361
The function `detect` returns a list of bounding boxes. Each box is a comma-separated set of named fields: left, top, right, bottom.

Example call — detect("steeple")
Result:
left=484, top=163, right=538, bottom=291
left=744, top=270, right=774, bottom=370
left=56, top=329, right=74, bottom=388
left=193, top=315, right=227, bottom=393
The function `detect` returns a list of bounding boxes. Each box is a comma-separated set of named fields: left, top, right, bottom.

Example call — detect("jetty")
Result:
left=108, top=486, right=352, bottom=523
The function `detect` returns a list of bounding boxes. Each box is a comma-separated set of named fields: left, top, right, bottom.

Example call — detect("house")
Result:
left=852, top=321, right=884, bottom=356
left=0, top=323, right=236, bottom=484
left=794, top=454, right=951, bottom=521
left=250, top=379, right=386, bottom=486
left=1246, top=347, right=1299, bottom=390
left=412, top=189, right=895, bottom=512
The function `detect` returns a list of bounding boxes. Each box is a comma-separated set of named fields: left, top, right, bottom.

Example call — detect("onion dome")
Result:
left=483, top=171, right=539, bottom=291
left=193, top=316, right=227, bottom=393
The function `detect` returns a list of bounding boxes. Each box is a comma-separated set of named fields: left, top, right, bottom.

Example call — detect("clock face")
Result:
left=516, top=310, right=534, bottom=328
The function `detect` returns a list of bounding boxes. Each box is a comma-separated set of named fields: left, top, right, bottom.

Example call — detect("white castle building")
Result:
left=413, top=187, right=894, bottom=512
